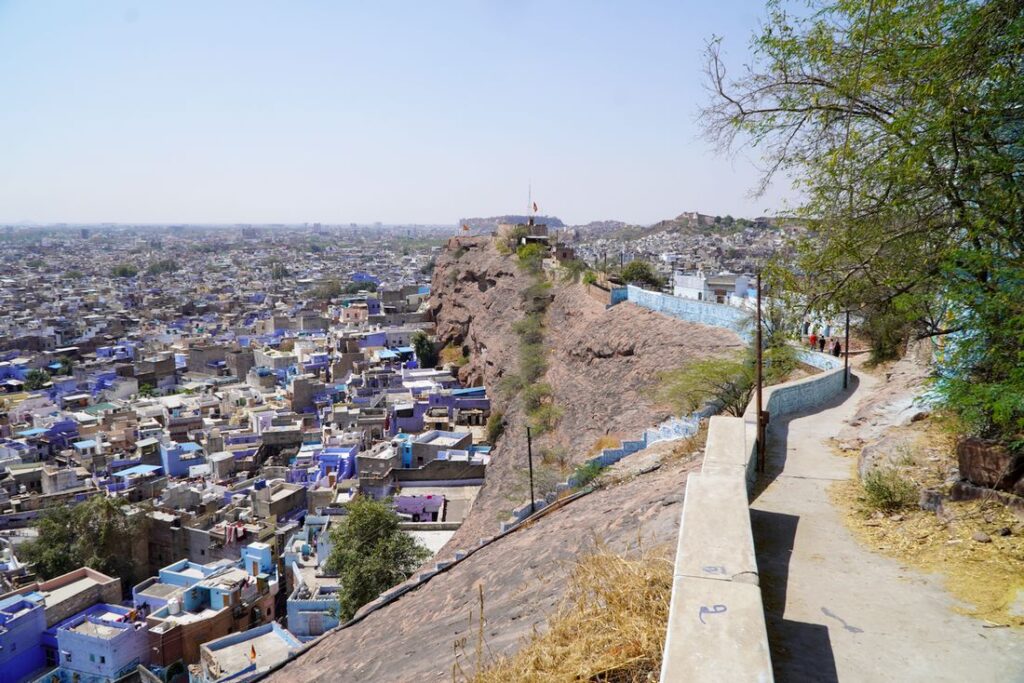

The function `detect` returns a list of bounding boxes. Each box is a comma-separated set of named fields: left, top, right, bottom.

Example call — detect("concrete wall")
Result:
left=660, top=360, right=848, bottom=682
left=626, top=285, right=750, bottom=338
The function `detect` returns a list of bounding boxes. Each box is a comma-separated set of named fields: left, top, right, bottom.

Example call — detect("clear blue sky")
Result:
left=0, top=1, right=793, bottom=225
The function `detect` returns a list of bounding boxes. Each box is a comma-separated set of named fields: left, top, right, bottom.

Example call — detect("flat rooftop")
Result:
left=70, top=619, right=121, bottom=640
left=212, top=629, right=297, bottom=674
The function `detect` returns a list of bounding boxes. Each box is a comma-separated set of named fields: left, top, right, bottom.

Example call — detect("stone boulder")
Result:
left=956, top=437, right=1024, bottom=494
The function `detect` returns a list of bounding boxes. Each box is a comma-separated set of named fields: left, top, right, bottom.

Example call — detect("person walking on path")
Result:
left=819, top=336, right=827, bottom=353
left=832, top=338, right=842, bottom=357
left=809, top=332, right=818, bottom=349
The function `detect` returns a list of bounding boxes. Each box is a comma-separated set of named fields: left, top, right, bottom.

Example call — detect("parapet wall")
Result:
left=626, top=285, right=751, bottom=337
left=661, top=348, right=848, bottom=680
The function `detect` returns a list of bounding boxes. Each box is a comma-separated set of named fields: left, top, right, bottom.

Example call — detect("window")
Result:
left=100, top=656, right=106, bottom=664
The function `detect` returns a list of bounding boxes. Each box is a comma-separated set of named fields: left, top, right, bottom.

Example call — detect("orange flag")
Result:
left=250, top=644, right=257, bottom=661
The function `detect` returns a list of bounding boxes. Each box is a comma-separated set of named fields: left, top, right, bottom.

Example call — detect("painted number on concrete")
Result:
left=698, top=604, right=727, bottom=624
left=702, top=565, right=727, bottom=576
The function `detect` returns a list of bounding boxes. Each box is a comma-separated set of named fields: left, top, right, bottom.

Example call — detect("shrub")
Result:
left=862, top=468, right=918, bottom=513
left=519, top=343, right=547, bottom=383
left=528, top=404, right=563, bottom=435
left=517, top=243, right=547, bottom=273
left=572, top=461, right=606, bottom=488
left=522, top=383, right=553, bottom=412
left=486, top=411, right=505, bottom=444
left=582, top=270, right=598, bottom=286
left=620, top=260, right=664, bottom=289
left=513, top=315, right=544, bottom=345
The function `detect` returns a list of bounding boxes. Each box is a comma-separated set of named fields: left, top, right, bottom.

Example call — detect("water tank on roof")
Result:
left=168, top=599, right=181, bottom=615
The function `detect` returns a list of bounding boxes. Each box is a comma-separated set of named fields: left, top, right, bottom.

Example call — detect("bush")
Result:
left=620, top=260, right=664, bottom=289
left=412, top=331, right=438, bottom=368
left=519, top=343, right=547, bottom=383
left=522, top=383, right=553, bottom=412
left=528, top=404, right=563, bottom=435
left=522, top=281, right=553, bottom=314
left=862, top=468, right=917, bottom=513
left=582, top=270, right=598, bottom=285
left=572, top=461, right=606, bottom=488
left=110, top=263, right=138, bottom=278
left=513, top=315, right=544, bottom=345
left=486, top=411, right=505, bottom=444
left=517, top=243, right=547, bottom=273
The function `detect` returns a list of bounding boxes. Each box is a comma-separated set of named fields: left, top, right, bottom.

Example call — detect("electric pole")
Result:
left=526, top=426, right=536, bottom=514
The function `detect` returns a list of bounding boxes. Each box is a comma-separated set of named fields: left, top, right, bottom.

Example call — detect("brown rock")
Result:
left=972, top=531, right=992, bottom=543
left=956, top=437, right=1024, bottom=492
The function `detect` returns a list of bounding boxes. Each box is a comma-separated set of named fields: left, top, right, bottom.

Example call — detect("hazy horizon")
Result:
left=0, top=1, right=796, bottom=225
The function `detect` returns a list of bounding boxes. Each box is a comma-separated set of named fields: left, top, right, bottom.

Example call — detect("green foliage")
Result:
left=110, top=263, right=138, bottom=278
left=24, top=258, right=44, bottom=269
left=312, top=280, right=342, bottom=300
left=412, top=331, right=438, bottom=369
left=344, top=280, right=378, bottom=294
left=572, top=461, right=606, bottom=488
left=559, top=259, right=588, bottom=283
left=499, top=225, right=531, bottom=254
left=582, top=270, right=598, bottom=286
left=656, top=355, right=753, bottom=417
left=862, top=468, right=918, bottom=513
left=620, top=260, right=664, bottom=289
left=64, top=270, right=84, bottom=280
left=706, top=0, right=1024, bottom=442
left=513, top=315, right=544, bottom=345
left=655, top=344, right=797, bottom=417
left=521, top=383, right=554, bottom=412
left=519, top=343, right=547, bottom=383
left=528, top=403, right=563, bottom=436
left=20, top=496, right=146, bottom=586
left=861, top=303, right=912, bottom=365
left=323, top=497, right=431, bottom=621
left=23, top=369, right=50, bottom=391
left=516, top=243, right=547, bottom=273
left=486, top=411, right=505, bottom=443
left=522, top=281, right=553, bottom=314
left=138, top=382, right=156, bottom=398
left=145, top=259, right=179, bottom=276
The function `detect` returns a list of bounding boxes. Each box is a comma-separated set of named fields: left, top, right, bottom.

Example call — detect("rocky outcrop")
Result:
left=957, top=437, right=1024, bottom=496
left=429, top=237, right=743, bottom=552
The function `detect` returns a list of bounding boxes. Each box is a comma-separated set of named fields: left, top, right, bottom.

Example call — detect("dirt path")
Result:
left=751, top=370, right=1024, bottom=682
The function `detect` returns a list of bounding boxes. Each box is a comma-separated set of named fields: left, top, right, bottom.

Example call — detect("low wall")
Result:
left=660, top=358, right=848, bottom=682
left=626, top=285, right=751, bottom=338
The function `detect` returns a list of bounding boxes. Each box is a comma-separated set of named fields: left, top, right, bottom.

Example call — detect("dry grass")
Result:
left=588, top=435, right=623, bottom=457
left=833, top=475, right=1024, bottom=627
left=440, top=344, right=469, bottom=367
left=469, top=544, right=673, bottom=683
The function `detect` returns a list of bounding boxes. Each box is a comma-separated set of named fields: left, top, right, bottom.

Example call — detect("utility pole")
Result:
left=844, top=309, right=851, bottom=390
left=755, top=270, right=765, bottom=472
left=526, top=426, right=536, bottom=514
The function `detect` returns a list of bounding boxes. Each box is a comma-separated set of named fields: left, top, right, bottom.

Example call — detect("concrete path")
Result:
left=751, top=371, right=1024, bottom=682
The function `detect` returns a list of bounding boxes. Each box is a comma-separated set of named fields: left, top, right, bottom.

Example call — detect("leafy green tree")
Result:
left=655, top=345, right=796, bottom=416
left=323, top=497, right=431, bottom=620
left=138, top=382, right=156, bottom=398
left=145, top=259, right=180, bottom=276
left=516, top=243, right=547, bottom=273
left=411, top=331, right=438, bottom=368
left=110, top=264, right=138, bottom=278
left=620, top=260, right=665, bottom=289
left=706, top=0, right=1024, bottom=442
left=23, top=369, right=50, bottom=391
left=20, top=495, right=146, bottom=587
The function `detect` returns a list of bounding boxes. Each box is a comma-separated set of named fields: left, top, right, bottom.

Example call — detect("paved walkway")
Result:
left=751, top=371, right=1024, bottom=682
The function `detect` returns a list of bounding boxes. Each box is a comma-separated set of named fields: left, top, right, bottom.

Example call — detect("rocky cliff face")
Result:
left=430, top=236, right=744, bottom=550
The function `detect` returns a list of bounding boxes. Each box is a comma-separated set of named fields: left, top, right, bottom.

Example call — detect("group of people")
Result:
left=808, top=331, right=843, bottom=357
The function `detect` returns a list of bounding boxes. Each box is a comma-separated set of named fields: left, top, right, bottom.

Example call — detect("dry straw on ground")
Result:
left=833, top=476, right=1024, bottom=627
left=467, top=544, right=673, bottom=683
